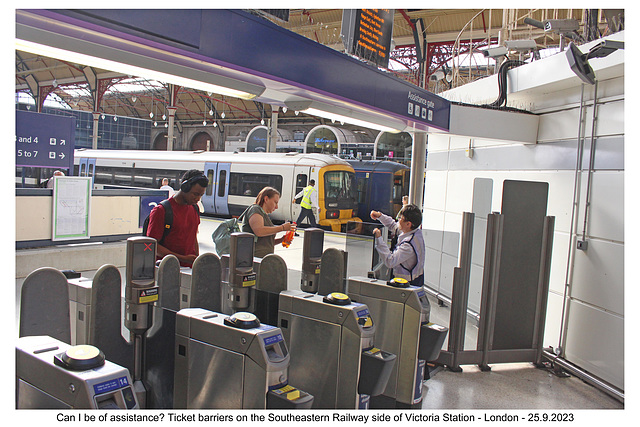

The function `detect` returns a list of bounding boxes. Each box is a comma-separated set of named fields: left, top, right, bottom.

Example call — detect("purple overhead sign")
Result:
left=16, top=110, right=75, bottom=170
left=29, top=9, right=451, bottom=132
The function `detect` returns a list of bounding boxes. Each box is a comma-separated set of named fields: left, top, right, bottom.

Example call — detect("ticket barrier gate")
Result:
left=300, top=228, right=324, bottom=293
left=254, top=254, right=289, bottom=326
left=173, top=308, right=313, bottom=409
left=69, top=238, right=179, bottom=409
left=348, top=276, right=448, bottom=408
left=16, top=335, right=139, bottom=409
left=67, top=272, right=93, bottom=345
left=178, top=253, right=222, bottom=311
left=277, top=290, right=396, bottom=409
left=318, top=247, right=348, bottom=296
left=219, top=232, right=257, bottom=314
left=19, top=237, right=182, bottom=409
left=299, top=228, right=348, bottom=296
left=19, top=267, right=71, bottom=344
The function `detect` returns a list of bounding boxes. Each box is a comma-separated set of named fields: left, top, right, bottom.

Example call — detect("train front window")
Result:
left=323, top=170, right=356, bottom=208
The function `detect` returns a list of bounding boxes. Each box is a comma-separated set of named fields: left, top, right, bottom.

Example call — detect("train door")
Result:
left=202, top=163, right=218, bottom=214
left=291, top=166, right=311, bottom=221
left=203, top=162, right=231, bottom=216
left=78, top=158, right=96, bottom=185
left=214, top=163, right=230, bottom=216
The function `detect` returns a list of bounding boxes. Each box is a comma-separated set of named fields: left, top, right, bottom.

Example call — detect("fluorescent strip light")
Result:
left=304, top=107, right=401, bottom=133
left=16, top=39, right=261, bottom=100
left=286, top=100, right=403, bottom=133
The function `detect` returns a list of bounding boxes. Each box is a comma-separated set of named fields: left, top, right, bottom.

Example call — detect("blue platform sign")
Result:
left=16, top=110, right=75, bottom=170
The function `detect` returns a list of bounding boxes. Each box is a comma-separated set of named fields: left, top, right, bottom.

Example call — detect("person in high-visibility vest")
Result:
left=293, top=179, right=319, bottom=229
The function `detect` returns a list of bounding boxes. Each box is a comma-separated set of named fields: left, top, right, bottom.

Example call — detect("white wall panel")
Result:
left=576, top=171, right=624, bottom=243
left=444, top=171, right=478, bottom=214
left=449, top=135, right=474, bottom=151
left=571, top=239, right=624, bottom=315
left=564, top=299, right=624, bottom=390
left=443, top=211, right=464, bottom=240
left=423, top=208, right=445, bottom=234
left=424, top=37, right=624, bottom=390
left=424, top=246, right=443, bottom=289
left=423, top=170, right=448, bottom=211
left=439, top=253, right=458, bottom=298
left=538, top=108, right=581, bottom=142
left=589, top=99, right=624, bottom=137
left=548, top=232, right=571, bottom=295
left=542, top=292, right=565, bottom=352
left=426, top=133, right=450, bottom=152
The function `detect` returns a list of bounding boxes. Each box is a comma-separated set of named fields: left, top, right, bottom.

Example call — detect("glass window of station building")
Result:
left=375, top=132, right=414, bottom=166
left=16, top=103, right=152, bottom=150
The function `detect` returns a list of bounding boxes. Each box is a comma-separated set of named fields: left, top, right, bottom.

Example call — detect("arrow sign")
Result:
left=16, top=110, right=75, bottom=170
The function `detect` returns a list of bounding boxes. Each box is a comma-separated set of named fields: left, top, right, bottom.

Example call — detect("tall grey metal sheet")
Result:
left=492, top=180, right=549, bottom=350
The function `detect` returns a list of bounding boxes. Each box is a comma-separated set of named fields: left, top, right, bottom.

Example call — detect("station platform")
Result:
left=14, top=217, right=622, bottom=411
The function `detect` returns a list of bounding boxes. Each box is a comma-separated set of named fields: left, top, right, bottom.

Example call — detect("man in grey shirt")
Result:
left=371, top=204, right=425, bottom=287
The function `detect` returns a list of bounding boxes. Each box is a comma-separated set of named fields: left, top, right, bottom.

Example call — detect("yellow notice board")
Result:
left=52, top=176, right=92, bottom=241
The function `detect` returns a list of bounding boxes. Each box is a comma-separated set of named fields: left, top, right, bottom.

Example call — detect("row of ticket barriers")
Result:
left=17, top=228, right=448, bottom=410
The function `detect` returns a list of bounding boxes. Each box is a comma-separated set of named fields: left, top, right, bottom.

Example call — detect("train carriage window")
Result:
left=206, top=170, right=214, bottom=196
left=392, top=174, right=403, bottom=203
left=94, top=171, right=114, bottom=185
left=324, top=170, right=356, bottom=203
left=357, top=177, right=367, bottom=203
left=218, top=170, right=227, bottom=197
left=132, top=168, right=155, bottom=188
left=113, top=167, right=134, bottom=186
left=229, top=173, right=282, bottom=197
left=294, top=174, right=307, bottom=203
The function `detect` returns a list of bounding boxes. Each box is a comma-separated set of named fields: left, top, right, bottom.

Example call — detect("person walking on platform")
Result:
left=146, top=169, right=208, bottom=267
left=160, top=177, right=175, bottom=198
left=293, top=179, right=319, bottom=229
left=371, top=204, right=425, bottom=287
left=243, top=186, right=296, bottom=258
left=46, top=170, right=65, bottom=188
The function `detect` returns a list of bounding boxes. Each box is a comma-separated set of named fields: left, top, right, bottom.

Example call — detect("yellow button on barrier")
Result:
left=67, top=345, right=100, bottom=360
left=286, top=390, right=301, bottom=400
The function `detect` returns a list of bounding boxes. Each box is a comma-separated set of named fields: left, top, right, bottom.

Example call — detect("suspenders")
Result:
left=399, top=233, right=419, bottom=282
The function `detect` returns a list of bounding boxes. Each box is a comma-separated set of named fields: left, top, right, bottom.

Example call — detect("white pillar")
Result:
left=166, top=107, right=177, bottom=151
left=92, top=112, right=100, bottom=149
left=409, top=132, right=427, bottom=208
left=269, top=107, right=279, bottom=153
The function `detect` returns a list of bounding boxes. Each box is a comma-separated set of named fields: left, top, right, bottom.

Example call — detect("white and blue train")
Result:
left=73, top=149, right=362, bottom=232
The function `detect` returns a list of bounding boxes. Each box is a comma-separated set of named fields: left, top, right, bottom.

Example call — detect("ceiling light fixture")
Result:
left=285, top=100, right=404, bottom=133
left=15, top=38, right=266, bottom=100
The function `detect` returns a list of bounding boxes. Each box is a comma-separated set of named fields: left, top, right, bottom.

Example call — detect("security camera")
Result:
left=482, top=46, right=508, bottom=58
left=586, top=40, right=624, bottom=59
left=430, top=70, right=446, bottom=81
left=504, top=40, right=537, bottom=51
left=544, top=19, right=580, bottom=33
left=567, top=39, right=624, bottom=85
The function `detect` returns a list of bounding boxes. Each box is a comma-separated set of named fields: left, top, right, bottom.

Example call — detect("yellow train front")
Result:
left=314, top=163, right=362, bottom=232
